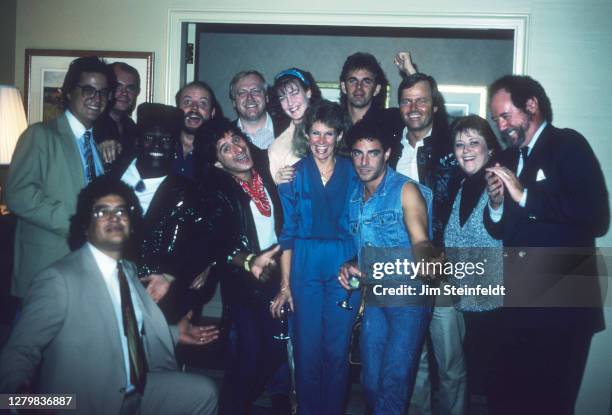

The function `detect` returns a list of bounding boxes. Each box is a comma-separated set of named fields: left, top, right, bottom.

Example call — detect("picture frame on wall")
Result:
left=24, top=49, right=154, bottom=124
left=438, top=84, right=487, bottom=119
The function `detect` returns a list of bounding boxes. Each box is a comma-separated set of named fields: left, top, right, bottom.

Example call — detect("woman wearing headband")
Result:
left=268, top=68, right=321, bottom=184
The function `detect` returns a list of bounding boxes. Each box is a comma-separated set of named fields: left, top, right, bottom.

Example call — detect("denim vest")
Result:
left=349, top=166, right=433, bottom=253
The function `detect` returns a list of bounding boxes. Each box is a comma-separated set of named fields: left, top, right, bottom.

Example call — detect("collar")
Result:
left=65, top=110, right=91, bottom=140
left=352, top=165, right=394, bottom=202
left=121, top=159, right=167, bottom=190
left=401, top=126, right=431, bottom=148
left=523, top=121, right=547, bottom=156
left=87, top=242, right=118, bottom=281
left=237, top=112, right=273, bottom=134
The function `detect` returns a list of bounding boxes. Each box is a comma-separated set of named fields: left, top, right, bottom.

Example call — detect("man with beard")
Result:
left=229, top=70, right=289, bottom=149
left=94, top=62, right=141, bottom=169
left=395, top=73, right=466, bottom=415
left=194, top=117, right=289, bottom=414
left=174, top=81, right=221, bottom=179
left=484, top=75, right=608, bottom=414
left=6, top=56, right=112, bottom=301
left=116, top=103, right=212, bottom=323
left=0, top=177, right=218, bottom=415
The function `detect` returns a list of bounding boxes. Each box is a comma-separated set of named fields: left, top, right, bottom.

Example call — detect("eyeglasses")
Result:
left=76, top=85, right=111, bottom=100
left=236, top=88, right=264, bottom=99
left=116, top=84, right=140, bottom=94
left=92, top=206, right=130, bottom=220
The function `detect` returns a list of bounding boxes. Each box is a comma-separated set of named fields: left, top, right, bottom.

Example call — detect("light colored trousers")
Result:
left=409, top=305, right=467, bottom=415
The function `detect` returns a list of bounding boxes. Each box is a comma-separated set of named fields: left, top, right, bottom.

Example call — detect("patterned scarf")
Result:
left=233, top=169, right=271, bottom=217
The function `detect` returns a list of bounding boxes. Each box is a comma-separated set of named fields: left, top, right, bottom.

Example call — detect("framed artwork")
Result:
left=438, top=84, right=488, bottom=119
left=24, top=49, right=154, bottom=124
left=316, top=82, right=391, bottom=108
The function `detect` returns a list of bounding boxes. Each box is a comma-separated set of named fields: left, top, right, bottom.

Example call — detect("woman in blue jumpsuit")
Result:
left=271, top=100, right=359, bottom=415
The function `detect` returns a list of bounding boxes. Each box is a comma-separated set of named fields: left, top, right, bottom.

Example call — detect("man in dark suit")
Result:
left=6, top=56, right=112, bottom=300
left=0, top=177, right=218, bottom=414
left=484, top=75, right=609, bottom=414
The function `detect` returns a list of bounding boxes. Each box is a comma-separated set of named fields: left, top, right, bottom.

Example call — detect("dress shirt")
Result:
left=395, top=127, right=431, bottom=180
left=489, top=121, right=548, bottom=222
left=238, top=113, right=275, bottom=149
left=66, top=110, right=104, bottom=184
left=250, top=186, right=278, bottom=251
left=87, top=242, right=144, bottom=391
left=121, top=159, right=166, bottom=215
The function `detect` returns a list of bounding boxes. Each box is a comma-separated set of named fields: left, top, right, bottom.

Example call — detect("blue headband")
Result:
left=274, top=68, right=310, bottom=86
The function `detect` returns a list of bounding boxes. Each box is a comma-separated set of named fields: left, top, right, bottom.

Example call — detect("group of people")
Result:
left=0, top=48, right=608, bottom=415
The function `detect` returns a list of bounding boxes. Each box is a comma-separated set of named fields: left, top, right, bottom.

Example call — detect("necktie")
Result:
left=520, top=146, right=529, bottom=163
left=83, top=131, right=97, bottom=183
left=117, top=261, right=148, bottom=393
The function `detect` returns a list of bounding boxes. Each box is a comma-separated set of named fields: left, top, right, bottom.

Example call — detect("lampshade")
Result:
left=0, top=85, right=28, bottom=164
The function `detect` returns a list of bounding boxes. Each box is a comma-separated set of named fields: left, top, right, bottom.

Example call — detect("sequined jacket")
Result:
left=135, top=174, right=209, bottom=320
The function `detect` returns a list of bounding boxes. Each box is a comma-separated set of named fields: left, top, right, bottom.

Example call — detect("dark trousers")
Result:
left=486, top=316, right=593, bottom=415
left=220, top=302, right=289, bottom=415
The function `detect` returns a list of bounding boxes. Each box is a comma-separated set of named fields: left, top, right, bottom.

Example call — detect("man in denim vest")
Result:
left=339, top=119, right=434, bottom=414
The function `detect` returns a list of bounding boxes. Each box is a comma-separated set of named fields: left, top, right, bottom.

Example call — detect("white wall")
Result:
left=14, top=0, right=612, bottom=413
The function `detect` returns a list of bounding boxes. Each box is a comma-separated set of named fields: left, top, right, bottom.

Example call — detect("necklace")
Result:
left=318, top=158, right=336, bottom=186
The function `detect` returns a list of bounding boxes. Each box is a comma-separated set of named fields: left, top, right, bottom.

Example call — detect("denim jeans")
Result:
left=360, top=305, right=432, bottom=415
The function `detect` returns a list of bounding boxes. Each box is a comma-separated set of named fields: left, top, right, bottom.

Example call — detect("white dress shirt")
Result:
left=121, top=159, right=166, bottom=215
left=395, top=126, right=431, bottom=181
left=87, top=242, right=144, bottom=391
left=66, top=110, right=104, bottom=184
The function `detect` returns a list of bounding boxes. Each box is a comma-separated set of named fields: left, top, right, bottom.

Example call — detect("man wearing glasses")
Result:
left=0, top=177, right=218, bottom=415
left=95, top=62, right=142, bottom=169
left=6, top=55, right=113, bottom=303
left=229, top=70, right=288, bottom=150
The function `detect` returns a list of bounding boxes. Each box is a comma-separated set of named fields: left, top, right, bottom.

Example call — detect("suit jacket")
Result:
left=5, top=113, right=90, bottom=298
left=0, top=246, right=178, bottom=415
left=484, top=123, right=609, bottom=331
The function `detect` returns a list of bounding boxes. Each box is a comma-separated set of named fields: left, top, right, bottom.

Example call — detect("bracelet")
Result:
left=244, top=253, right=255, bottom=272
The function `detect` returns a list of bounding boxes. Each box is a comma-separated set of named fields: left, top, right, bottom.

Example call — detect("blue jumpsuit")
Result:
left=278, top=155, right=359, bottom=415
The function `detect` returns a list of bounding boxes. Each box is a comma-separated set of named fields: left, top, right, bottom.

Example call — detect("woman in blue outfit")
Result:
left=270, top=100, right=358, bottom=415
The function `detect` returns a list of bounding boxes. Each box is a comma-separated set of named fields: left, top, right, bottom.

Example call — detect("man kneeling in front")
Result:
left=0, top=177, right=218, bottom=415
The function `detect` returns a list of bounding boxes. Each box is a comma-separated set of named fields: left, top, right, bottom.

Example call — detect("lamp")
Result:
left=0, top=85, right=28, bottom=165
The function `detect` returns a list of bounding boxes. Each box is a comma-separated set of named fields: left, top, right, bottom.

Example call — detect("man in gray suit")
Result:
left=0, top=177, right=219, bottom=415
left=6, top=56, right=112, bottom=300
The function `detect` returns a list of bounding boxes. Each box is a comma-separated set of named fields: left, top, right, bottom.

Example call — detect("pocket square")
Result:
left=536, top=169, right=546, bottom=181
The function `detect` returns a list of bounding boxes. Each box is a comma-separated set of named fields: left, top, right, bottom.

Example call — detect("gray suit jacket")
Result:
left=6, top=113, right=91, bottom=298
left=0, top=246, right=179, bottom=415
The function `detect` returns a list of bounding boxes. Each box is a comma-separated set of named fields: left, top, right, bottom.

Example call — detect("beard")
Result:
left=182, top=111, right=205, bottom=135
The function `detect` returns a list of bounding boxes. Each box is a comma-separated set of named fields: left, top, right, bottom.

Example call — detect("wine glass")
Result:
left=273, top=303, right=291, bottom=341
left=337, top=273, right=361, bottom=310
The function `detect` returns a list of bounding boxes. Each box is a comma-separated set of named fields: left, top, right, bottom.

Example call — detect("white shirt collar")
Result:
left=87, top=242, right=118, bottom=281
left=401, top=126, right=431, bottom=149
left=524, top=121, right=547, bottom=156
left=65, top=110, right=90, bottom=140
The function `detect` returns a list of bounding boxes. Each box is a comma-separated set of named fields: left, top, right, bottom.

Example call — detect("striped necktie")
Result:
left=117, top=261, right=148, bottom=393
left=83, top=131, right=97, bottom=183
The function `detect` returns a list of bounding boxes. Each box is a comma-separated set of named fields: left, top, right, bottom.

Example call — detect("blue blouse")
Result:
left=278, top=155, right=358, bottom=250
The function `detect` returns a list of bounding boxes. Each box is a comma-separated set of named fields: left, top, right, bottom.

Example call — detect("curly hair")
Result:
left=68, top=177, right=143, bottom=251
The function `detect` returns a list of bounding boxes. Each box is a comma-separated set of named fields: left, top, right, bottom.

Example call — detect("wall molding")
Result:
left=165, top=8, right=529, bottom=104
